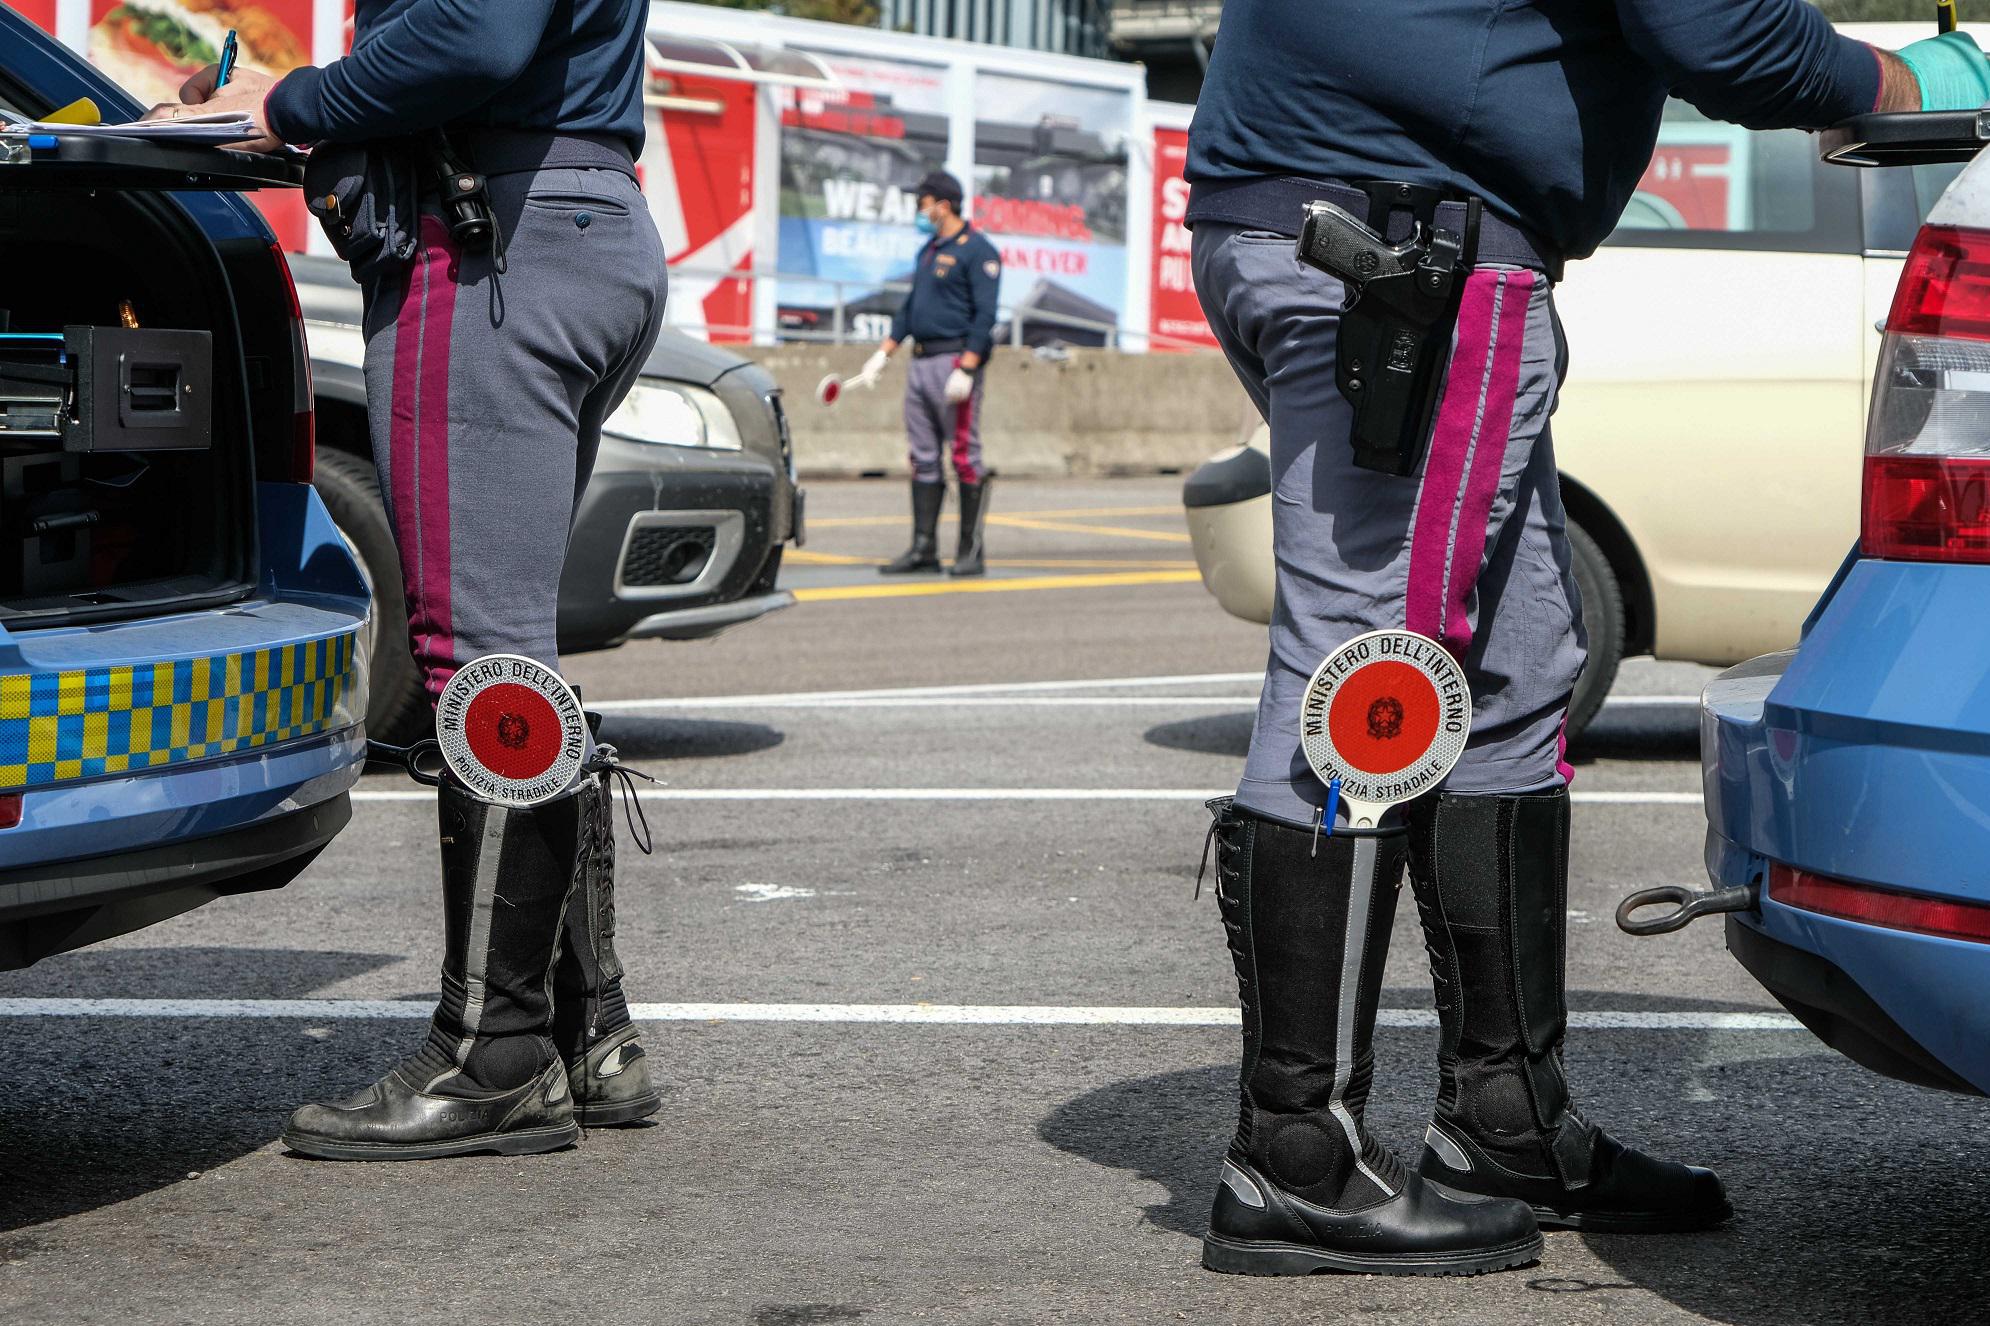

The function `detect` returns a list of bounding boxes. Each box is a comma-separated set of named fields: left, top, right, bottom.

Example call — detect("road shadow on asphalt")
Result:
left=1142, top=705, right=1699, bottom=764
left=593, top=715, right=785, bottom=762
left=0, top=947, right=407, bottom=1234
left=1038, top=989, right=1988, bottom=1326
left=0, top=945, right=399, bottom=999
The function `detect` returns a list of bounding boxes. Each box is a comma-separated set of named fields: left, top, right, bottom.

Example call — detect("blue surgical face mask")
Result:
left=914, top=210, right=937, bottom=235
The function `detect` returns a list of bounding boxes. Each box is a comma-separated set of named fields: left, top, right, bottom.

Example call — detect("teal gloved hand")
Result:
left=1898, top=30, right=1990, bottom=111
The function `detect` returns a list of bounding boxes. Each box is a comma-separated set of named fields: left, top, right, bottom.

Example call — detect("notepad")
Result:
left=0, top=109, right=257, bottom=145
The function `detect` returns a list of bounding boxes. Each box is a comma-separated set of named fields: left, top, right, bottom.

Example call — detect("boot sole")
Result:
left=576, top=1091, right=663, bottom=1127
left=281, top=1120, right=580, bottom=1162
left=1201, top=1231, right=1542, bottom=1278
left=878, top=565, right=942, bottom=576
left=1531, top=1200, right=1734, bottom=1234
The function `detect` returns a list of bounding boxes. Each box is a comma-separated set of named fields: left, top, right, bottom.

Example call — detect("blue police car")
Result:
left=0, top=12, right=368, bottom=969
left=1628, top=117, right=1990, bottom=1097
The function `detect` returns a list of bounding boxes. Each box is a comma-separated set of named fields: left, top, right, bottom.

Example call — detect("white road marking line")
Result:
left=591, top=682, right=1697, bottom=712
left=350, top=787, right=1705, bottom=804
left=589, top=672, right=1265, bottom=711
left=0, top=999, right=1801, bottom=1030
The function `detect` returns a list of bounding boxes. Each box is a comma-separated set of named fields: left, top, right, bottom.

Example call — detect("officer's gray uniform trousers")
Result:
left=361, top=166, right=668, bottom=700
left=1192, top=223, right=1584, bottom=827
left=903, top=351, right=985, bottom=485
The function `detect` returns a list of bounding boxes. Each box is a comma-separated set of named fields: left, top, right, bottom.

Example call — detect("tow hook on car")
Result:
left=1616, top=882, right=1760, bottom=936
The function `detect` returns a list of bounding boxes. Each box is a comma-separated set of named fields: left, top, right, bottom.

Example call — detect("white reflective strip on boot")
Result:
left=1331, top=835, right=1396, bottom=1196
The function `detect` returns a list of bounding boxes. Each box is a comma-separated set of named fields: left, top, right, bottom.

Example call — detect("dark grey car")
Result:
left=292, top=255, right=801, bottom=741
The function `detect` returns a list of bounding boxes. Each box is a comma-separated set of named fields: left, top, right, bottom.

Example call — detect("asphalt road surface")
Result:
left=1, top=478, right=1980, bottom=1325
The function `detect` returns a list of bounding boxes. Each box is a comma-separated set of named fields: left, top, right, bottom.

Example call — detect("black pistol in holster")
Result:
left=1296, top=184, right=1481, bottom=476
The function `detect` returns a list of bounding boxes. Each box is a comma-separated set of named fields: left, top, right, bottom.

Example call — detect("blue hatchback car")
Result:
left=0, top=13, right=367, bottom=969
left=1634, top=117, right=1990, bottom=1097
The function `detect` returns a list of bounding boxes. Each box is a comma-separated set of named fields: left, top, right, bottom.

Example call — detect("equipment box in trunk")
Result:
left=0, top=327, right=213, bottom=453
left=0, top=132, right=302, bottom=625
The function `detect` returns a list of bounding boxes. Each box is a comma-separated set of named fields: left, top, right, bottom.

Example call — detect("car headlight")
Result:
left=602, top=382, right=743, bottom=450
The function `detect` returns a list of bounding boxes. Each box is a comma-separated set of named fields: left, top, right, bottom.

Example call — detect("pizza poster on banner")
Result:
left=1149, top=125, right=1216, bottom=352
left=83, top=0, right=315, bottom=249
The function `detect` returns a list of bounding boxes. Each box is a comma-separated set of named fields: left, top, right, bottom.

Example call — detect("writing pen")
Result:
left=1939, top=0, right=1958, bottom=35
left=216, top=29, right=238, bottom=89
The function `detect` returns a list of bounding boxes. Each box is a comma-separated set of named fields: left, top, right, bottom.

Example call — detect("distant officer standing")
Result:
left=867, top=171, right=1002, bottom=578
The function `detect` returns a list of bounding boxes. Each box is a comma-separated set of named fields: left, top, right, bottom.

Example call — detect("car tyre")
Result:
left=313, top=449, right=429, bottom=747
left=1565, top=517, right=1623, bottom=746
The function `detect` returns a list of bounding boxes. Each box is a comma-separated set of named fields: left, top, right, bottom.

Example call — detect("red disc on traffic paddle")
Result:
left=1325, top=660, right=1441, bottom=776
left=464, top=682, right=564, bottom=781
left=435, top=654, right=590, bottom=805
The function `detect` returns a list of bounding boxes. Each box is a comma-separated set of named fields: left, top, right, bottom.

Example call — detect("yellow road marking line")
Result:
left=788, top=550, right=1196, bottom=570
left=986, top=515, right=1191, bottom=544
left=805, top=504, right=1184, bottom=530
left=793, top=570, right=1202, bottom=602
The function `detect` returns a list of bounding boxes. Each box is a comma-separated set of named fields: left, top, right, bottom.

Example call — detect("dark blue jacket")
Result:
left=266, top=0, right=648, bottom=153
left=891, top=225, right=1003, bottom=359
left=1186, top=0, right=1881, bottom=261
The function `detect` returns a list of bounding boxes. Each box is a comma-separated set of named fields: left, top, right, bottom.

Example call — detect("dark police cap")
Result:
left=915, top=170, right=964, bottom=208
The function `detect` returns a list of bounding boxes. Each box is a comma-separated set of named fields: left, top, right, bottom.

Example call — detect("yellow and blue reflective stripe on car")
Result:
left=0, top=630, right=361, bottom=790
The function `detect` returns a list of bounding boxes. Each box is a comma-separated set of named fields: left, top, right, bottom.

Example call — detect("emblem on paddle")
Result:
left=435, top=654, right=590, bottom=806
left=1299, top=629, right=1472, bottom=830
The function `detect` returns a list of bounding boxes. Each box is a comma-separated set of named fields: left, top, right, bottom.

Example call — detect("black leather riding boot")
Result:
left=553, top=770, right=661, bottom=1126
left=1407, top=788, right=1731, bottom=1231
left=282, top=779, right=582, bottom=1160
left=1200, top=799, right=1541, bottom=1277
left=950, top=477, right=989, bottom=577
left=879, top=480, right=944, bottom=574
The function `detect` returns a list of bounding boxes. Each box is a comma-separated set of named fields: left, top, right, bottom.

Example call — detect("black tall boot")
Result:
left=1200, top=799, right=1542, bottom=1277
left=879, top=480, right=943, bottom=574
left=1407, top=789, right=1731, bottom=1231
left=949, top=475, right=990, bottom=577
left=553, top=769, right=661, bottom=1126
left=282, top=779, right=583, bottom=1160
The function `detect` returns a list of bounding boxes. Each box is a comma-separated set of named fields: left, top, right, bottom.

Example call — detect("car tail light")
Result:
left=272, top=242, right=316, bottom=484
left=1770, top=862, right=1990, bottom=943
left=1864, top=225, right=1990, bottom=561
left=0, top=795, right=21, bottom=830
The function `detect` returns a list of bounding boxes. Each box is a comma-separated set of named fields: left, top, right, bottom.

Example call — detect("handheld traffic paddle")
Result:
left=1299, top=628, right=1472, bottom=833
left=434, top=654, right=591, bottom=806
left=815, top=363, right=884, bottom=406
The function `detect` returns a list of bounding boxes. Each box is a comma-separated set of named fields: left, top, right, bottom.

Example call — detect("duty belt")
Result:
left=1185, top=176, right=1562, bottom=281
left=912, top=337, right=967, bottom=358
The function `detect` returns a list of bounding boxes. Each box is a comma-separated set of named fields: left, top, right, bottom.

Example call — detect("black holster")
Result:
left=1296, top=183, right=1482, bottom=477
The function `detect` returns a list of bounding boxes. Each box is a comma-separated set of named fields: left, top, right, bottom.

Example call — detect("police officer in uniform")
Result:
left=161, top=0, right=670, bottom=1158
left=867, top=171, right=1002, bottom=578
left=1185, top=1, right=1990, bottom=1275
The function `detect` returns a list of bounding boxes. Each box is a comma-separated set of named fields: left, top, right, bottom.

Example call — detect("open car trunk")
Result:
left=0, top=136, right=300, bottom=628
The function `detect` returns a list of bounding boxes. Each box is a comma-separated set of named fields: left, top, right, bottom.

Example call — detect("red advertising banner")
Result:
left=1150, top=125, right=1215, bottom=351
left=15, top=0, right=59, bottom=33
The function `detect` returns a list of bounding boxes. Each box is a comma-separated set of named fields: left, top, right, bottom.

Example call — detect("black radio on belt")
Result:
left=1296, top=182, right=1481, bottom=477
left=426, top=133, right=506, bottom=272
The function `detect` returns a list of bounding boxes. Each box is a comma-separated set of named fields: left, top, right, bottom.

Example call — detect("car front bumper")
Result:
left=1702, top=559, right=1990, bottom=1095
left=558, top=437, right=794, bottom=652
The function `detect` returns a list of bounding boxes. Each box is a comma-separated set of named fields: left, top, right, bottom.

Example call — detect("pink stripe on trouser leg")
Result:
left=1405, top=273, right=1501, bottom=646
left=388, top=217, right=461, bottom=700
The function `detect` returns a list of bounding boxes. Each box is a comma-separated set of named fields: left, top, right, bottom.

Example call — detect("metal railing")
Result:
left=663, top=265, right=1219, bottom=352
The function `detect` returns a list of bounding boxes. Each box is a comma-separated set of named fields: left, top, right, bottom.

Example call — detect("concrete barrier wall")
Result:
left=741, top=344, right=1261, bottom=479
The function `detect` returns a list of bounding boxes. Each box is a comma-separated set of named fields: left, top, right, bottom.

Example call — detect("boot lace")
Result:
left=584, top=743, right=656, bottom=856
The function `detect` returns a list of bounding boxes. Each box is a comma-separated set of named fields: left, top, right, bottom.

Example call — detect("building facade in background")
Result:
left=876, top=0, right=1111, bottom=59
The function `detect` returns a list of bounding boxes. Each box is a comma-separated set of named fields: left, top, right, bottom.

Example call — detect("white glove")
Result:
left=848, top=348, right=890, bottom=391
left=943, top=366, right=976, bottom=405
